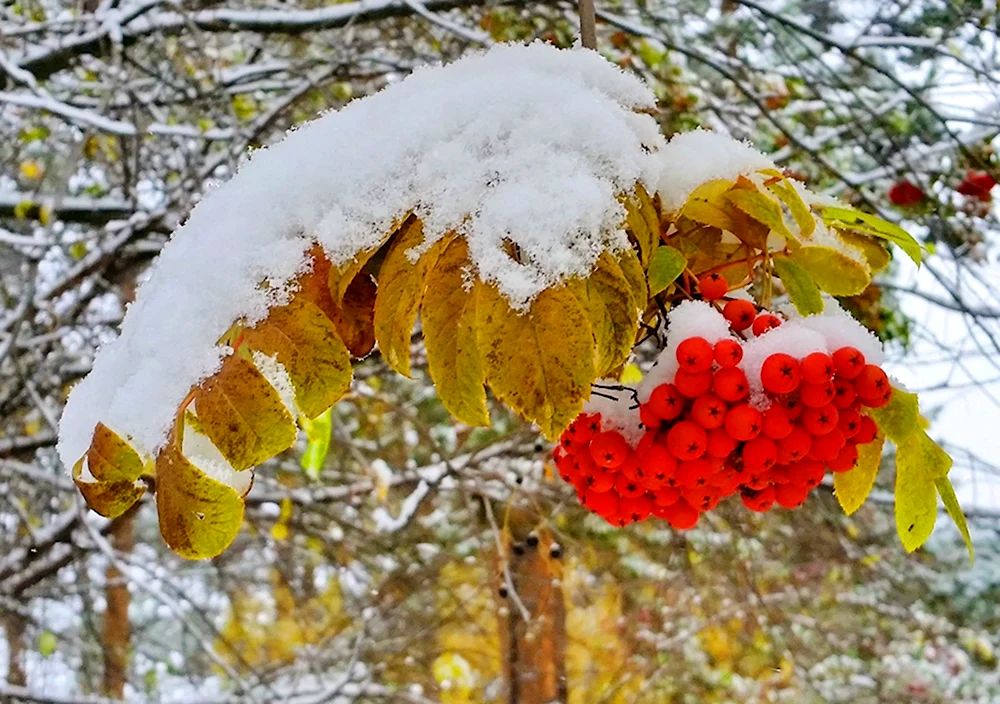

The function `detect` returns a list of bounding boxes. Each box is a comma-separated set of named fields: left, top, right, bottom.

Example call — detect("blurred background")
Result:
left=1, top=1, right=1000, bottom=702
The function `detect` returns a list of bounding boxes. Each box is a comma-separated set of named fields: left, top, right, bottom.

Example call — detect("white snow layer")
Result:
left=657, top=129, right=776, bottom=212
left=57, top=43, right=664, bottom=469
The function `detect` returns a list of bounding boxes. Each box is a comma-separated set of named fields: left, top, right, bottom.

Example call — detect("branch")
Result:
left=0, top=191, right=135, bottom=224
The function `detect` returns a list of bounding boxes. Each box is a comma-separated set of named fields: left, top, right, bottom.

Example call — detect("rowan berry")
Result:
left=752, top=314, right=782, bottom=337
left=685, top=485, right=720, bottom=512
left=619, top=495, right=653, bottom=523
left=584, top=467, right=617, bottom=493
left=801, top=404, right=839, bottom=436
left=741, top=485, right=776, bottom=512
left=639, top=403, right=663, bottom=430
left=761, top=353, right=801, bottom=394
left=743, top=473, right=771, bottom=492
left=665, top=421, right=706, bottom=460
left=590, top=431, right=630, bottom=468
left=837, top=408, right=862, bottom=439
left=713, top=367, right=749, bottom=402
left=713, top=339, right=743, bottom=367
left=647, top=383, right=685, bottom=421
left=778, top=394, right=804, bottom=420
left=566, top=413, right=600, bottom=444
left=776, top=426, right=812, bottom=464
left=789, top=459, right=825, bottom=488
left=651, top=485, right=680, bottom=507
left=573, top=451, right=596, bottom=476
left=698, top=272, right=729, bottom=300
left=676, top=337, right=714, bottom=373
left=639, top=442, right=676, bottom=479
left=810, top=428, right=846, bottom=462
left=855, top=364, right=890, bottom=401
left=691, top=393, right=728, bottom=429
left=831, top=378, right=857, bottom=409
left=832, top=347, right=866, bottom=379
left=582, top=488, right=619, bottom=518
left=762, top=405, right=793, bottom=440
left=615, top=473, right=646, bottom=499
left=725, top=404, right=763, bottom=441
left=636, top=430, right=657, bottom=457
left=619, top=452, right=644, bottom=483
left=723, top=299, right=757, bottom=331
left=656, top=497, right=700, bottom=530
left=775, top=481, right=811, bottom=509
left=827, top=443, right=859, bottom=473
left=674, top=369, right=713, bottom=398
left=676, top=458, right=713, bottom=488
left=854, top=415, right=878, bottom=444
left=801, top=352, right=835, bottom=384
left=742, top=436, right=778, bottom=471
left=864, top=385, right=893, bottom=408
left=706, top=427, right=738, bottom=458
left=800, top=380, right=836, bottom=408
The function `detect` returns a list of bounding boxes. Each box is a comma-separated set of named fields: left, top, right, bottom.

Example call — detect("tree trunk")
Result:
left=4, top=610, right=27, bottom=687
left=102, top=505, right=138, bottom=698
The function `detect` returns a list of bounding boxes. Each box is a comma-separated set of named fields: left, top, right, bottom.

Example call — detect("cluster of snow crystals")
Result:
left=657, top=130, right=776, bottom=212
left=637, top=301, right=735, bottom=403
left=583, top=380, right=643, bottom=446
left=57, top=43, right=664, bottom=469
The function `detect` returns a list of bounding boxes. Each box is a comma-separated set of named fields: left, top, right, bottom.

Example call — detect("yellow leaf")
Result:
left=242, top=297, right=353, bottom=418
left=332, top=216, right=408, bottom=304
left=624, top=186, right=658, bottom=267
left=647, top=245, right=687, bottom=296
left=296, top=247, right=375, bottom=357
left=194, top=354, right=297, bottom=471
left=87, top=422, right=145, bottom=484
left=686, top=178, right=734, bottom=204
left=895, top=430, right=952, bottom=552
left=478, top=283, right=595, bottom=440
left=620, top=363, right=643, bottom=384
left=73, top=459, right=145, bottom=519
left=571, top=252, right=639, bottom=377
left=788, top=246, right=870, bottom=296
left=422, top=237, right=490, bottom=426
left=839, top=231, right=891, bottom=272
left=616, top=245, right=648, bottom=310
left=935, top=475, right=974, bottom=563
left=773, top=255, right=823, bottom=316
left=156, top=443, right=244, bottom=560
left=834, top=434, right=884, bottom=515
left=760, top=169, right=814, bottom=237
left=680, top=198, right=737, bottom=233
left=725, top=187, right=794, bottom=240
left=19, top=160, right=44, bottom=180
left=372, top=218, right=448, bottom=377
left=868, top=385, right=920, bottom=443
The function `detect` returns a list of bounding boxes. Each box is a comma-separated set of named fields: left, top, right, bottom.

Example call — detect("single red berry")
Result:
left=761, top=353, right=801, bottom=394
left=651, top=485, right=681, bottom=508
left=762, top=405, right=793, bottom=440
left=778, top=394, right=804, bottom=420
left=674, top=369, right=713, bottom=398
left=827, top=443, right=859, bottom=473
left=801, top=352, right=835, bottom=385
left=767, top=464, right=793, bottom=485
left=636, top=430, right=657, bottom=458
left=742, top=436, right=778, bottom=471
left=713, top=338, right=743, bottom=367
left=801, top=404, right=840, bottom=436
left=647, top=383, right=685, bottom=421
left=800, top=380, right=836, bottom=408
left=666, top=421, right=708, bottom=461
left=831, top=378, right=857, bottom=409
left=956, top=170, right=997, bottom=201
left=618, top=452, right=644, bottom=482
left=589, top=431, right=630, bottom=468
left=723, top=299, right=757, bottom=331
left=751, top=314, right=782, bottom=337
left=855, top=365, right=891, bottom=403
left=838, top=408, right=862, bottom=439
left=888, top=180, right=926, bottom=207
left=706, top=427, right=738, bottom=458
left=676, top=458, right=713, bottom=488
left=810, top=428, right=846, bottom=462
left=713, top=367, right=749, bottom=402
left=639, top=403, right=663, bottom=430
left=855, top=415, right=878, bottom=444
left=691, top=393, right=728, bottom=430
left=584, top=467, right=617, bottom=493
left=725, top=404, right=763, bottom=441
left=655, top=497, right=700, bottom=530
left=789, top=458, right=825, bottom=488
left=615, top=473, right=646, bottom=499
left=777, top=426, right=812, bottom=464
left=865, top=386, right=893, bottom=408
left=741, top=485, right=776, bottom=513
left=832, top=347, right=866, bottom=379
left=698, top=272, right=729, bottom=300
left=774, top=481, right=812, bottom=508
left=573, top=451, right=597, bottom=476
left=676, top=337, right=714, bottom=373
left=639, top=441, right=676, bottom=475
left=566, top=413, right=600, bottom=444
left=582, top=488, right=620, bottom=518
left=619, top=495, right=653, bottom=523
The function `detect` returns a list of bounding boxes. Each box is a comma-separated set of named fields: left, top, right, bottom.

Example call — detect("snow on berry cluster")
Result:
left=553, top=300, right=892, bottom=531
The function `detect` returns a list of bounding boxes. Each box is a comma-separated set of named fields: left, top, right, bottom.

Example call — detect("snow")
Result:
left=657, top=129, right=776, bottom=212
left=57, top=43, right=663, bottom=470
left=583, top=380, right=643, bottom=446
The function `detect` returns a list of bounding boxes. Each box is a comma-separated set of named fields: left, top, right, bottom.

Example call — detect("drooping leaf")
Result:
left=156, top=443, right=244, bottom=560
left=330, top=217, right=409, bottom=304
left=685, top=179, right=734, bottom=204
left=867, top=386, right=920, bottom=443
left=73, top=424, right=147, bottom=518
left=839, top=231, right=891, bottom=272
left=297, top=247, right=376, bottom=357
left=242, top=297, right=353, bottom=418
left=647, top=246, right=688, bottom=296
left=372, top=218, right=448, bottom=377
left=680, top=199, right=736, bottom=233
left=477, top=283, right=595, bottom=440
left=761, top=170, right=814, bottom=237
left=788, top=246, right=871, bottom=296
left=194, top=354, right=297, bottom=471
left=616, top=245, right=648, bottom=309
left=895, top=430, right=952, bottom=552
left=820, top=205, right=922, bottom=265
left=834, top=434, right=884, bottom=515
left=773, top=255, right=823, bottom=315
left=625, top=184, right=660, bottom=266
left=570, top=252, right=639, bottom=377
left=300, top=408, right=332, bottom=480
left=725, top=187, right=794, bottom=240
left=422, top=237, right=490, bottom=427
left=935, top=475, right=974, bottom=563
left=73, top=459, right=145, bottom=519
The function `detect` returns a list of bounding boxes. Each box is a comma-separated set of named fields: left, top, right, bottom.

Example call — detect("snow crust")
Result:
left=584, top=380, right=644, bottom=446
left=57, top=43, right=663, bottom=468
left=657, top=130, right=776, bottom=212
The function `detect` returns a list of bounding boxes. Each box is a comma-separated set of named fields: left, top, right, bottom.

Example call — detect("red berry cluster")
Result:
left=554, top=331, right=892, bottom=531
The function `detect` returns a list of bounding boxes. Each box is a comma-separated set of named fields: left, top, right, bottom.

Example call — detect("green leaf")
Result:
left=725, top=187, right=794, bottom=240
left=867, top=385, right=920, bottom=443
left=773, top=255, right=823, bottom=315
left=820, top=205, right=922, bottom=265
left=935, top=475, right=974, bottom=563
left=38, top=631, right=57, bottom=657
left=788, top=246, right=870, bottom=296
left=300, top=408, right=332, bottom=480
left=647, top=246, right=687, bottom=296
left=895, top=430, right=953, bottom=552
